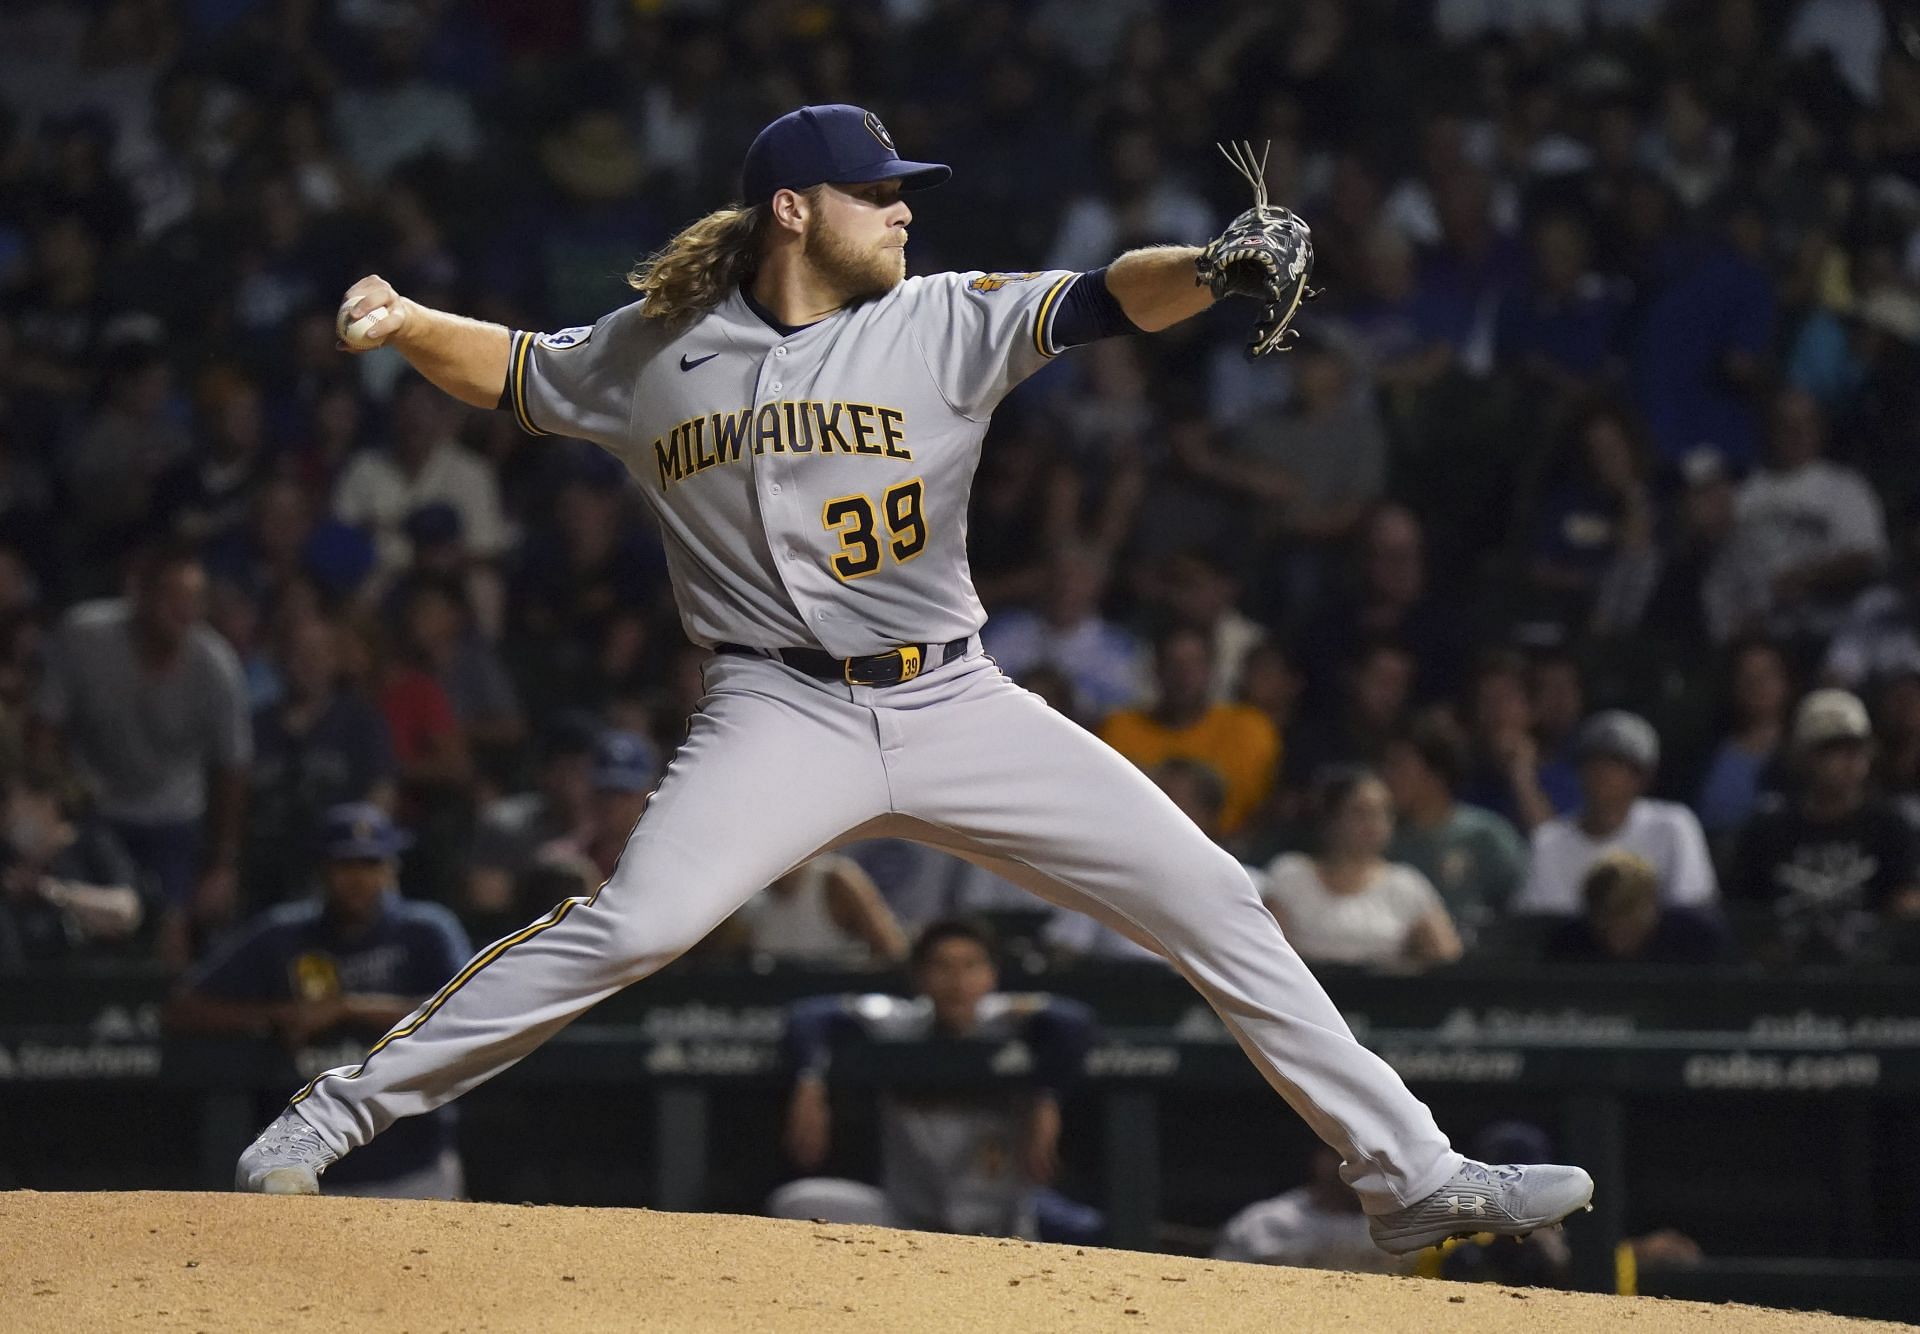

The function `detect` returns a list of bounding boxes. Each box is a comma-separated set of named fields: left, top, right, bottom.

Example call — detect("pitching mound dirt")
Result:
left=0, top=1191, right=1908, bottom=1333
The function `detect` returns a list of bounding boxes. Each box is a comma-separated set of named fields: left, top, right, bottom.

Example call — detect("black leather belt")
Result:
left=717, top=636, right=971, bottom=687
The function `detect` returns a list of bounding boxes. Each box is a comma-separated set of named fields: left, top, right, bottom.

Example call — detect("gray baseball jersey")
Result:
left=504, top=270, right=1077, bottom=655
left=280, top=267, right=1469, bottom=1220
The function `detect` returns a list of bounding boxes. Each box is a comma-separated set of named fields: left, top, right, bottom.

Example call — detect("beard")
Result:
left=805, top=221, right=906, bottom=303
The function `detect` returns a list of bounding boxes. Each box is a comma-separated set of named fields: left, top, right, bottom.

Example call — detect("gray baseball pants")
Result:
left=289, top=645, right=1463, bottom=1213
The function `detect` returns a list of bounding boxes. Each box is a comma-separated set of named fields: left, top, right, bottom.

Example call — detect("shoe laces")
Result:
left=1458, top=1160, right=1525, bottom=1187
left=265, top=1116, right=326, bottom=1150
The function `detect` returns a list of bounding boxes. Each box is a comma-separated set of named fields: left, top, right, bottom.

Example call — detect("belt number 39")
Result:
left=821, top=478, right=927, bottom=580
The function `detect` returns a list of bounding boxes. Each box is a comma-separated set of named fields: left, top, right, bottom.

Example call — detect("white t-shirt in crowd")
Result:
left=1260, top=853, right=1444, bottom=967
left=334, top=440, right=512, bottom=573
left=735, top=855, right=873, bottom=965
left=1516, top=798, right=1719, bottom=915
left=1212, top=1186, right=1401, bottom=1273
left=1733, top=459, right=1888, bottom=584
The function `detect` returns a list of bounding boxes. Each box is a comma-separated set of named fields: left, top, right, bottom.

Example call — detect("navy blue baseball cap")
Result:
left=741, top=104, right=950, bottom=204
left=593, top=730, right=660, bottom=794
left=322, top=802, right=413, bottom=861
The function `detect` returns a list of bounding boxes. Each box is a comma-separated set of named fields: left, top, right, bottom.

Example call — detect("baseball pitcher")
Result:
left=238, top=104, right=1591, bottom=1255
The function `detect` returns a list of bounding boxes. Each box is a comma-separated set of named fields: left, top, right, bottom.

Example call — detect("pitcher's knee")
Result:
left=598, top=898, right=721, bottom=976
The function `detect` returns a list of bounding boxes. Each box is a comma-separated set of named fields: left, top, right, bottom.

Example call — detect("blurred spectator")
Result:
left=0, top=770, right=147, bottom=966
left=0, top=547, right=43, bottom=769
left=29, top=544, right=250, bottom=963
left=1820, top=526, right=1920, bottom=689
left=1641, top=79, right=1734, bottom=212
left=209, top=477, right=317, bottom=611
left=0, top=430, right=56, bottom=596
left=1326, top=224, right=1456, bottom=402
left=166, top=802, right=470, bottom=1198
left=245, top=612, right=395, bottom=908
left=1460, top=649, right=1567, bottom=832
left=1045, top=339, right=1152, bottom=557
left=1604, top=447, right=1739, bottom=648
left=152, top=367, right=271, bottom=551
left=1261, top=769, right=1463, bottom=970
left=1144, top=548, right=1265, bottom=704
left=1729, top=689, right=1920, bottom=961
left=1283, top=638, right=1415, bottom=794
left=61, top=341, right=190, bottom=573
left=507, top=454, right=663, bottom=716
left=1383, top=711, right=1528, bottom=931
left=986, top=544, right=1148, bottom=721
left=1693, top=638, right=1793, bottom=842
left=1237, top=640, right=1304, bottom=761
left=1709, top=388, right=1888, bottom=642
left=1297, top=504, right=1462, bottom=707
left=1873, top=670, right=1920, bottom=829
left=1047, top=120, right=1213, bottom=270
left=334, top=379, right=510, bottom=580
left=1495, top=212, right=1622, bottom=395
left=1544, top=850, right=1730, bottom=964
left=372, top=598, right=472, bottom=789
left=723, top=853, right=910, bottom=968
left=1516, top=711, right=1718, bottom=915
left=1528, top=650, right=1587, bottom=806
left=1519, top=405, right=1657, bottom=634
left=330, top=17, right=479, bottom=183
left=768, top=919, right=1096, bottom=1239
left=1786, top=0, right=1888, bottom=104
left=1173, top=337, right=1387, bottom=565
left=1212, top=1146, right=1399, bottom=1273
left=205, top=574, right=276, bottom=713
left=392, top=575, right=524, bottom=764
left=466, top=711, right=598, bottom=922
left=1100, top=625, right=1280, bottom=835
left=967, top=417, right=1056, bottom=610
left=531, top=730, right=660, bottom=893
left=402, top=500, right=506, bottom=643
left=1629, top=194, right=1775, bottom=470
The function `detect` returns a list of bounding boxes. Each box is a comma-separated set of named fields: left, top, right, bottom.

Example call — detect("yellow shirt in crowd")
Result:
left=1098, top=704, right=1281, bottom=834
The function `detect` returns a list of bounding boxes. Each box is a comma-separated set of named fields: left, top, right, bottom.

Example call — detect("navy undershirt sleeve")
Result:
left=1049, top=267, right=1143, bottom=349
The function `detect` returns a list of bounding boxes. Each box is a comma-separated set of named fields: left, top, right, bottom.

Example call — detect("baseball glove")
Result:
left=1195, top=141, right=1317, bottom=357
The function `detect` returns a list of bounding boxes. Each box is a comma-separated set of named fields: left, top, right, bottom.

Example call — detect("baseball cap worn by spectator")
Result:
left=403, top=501, right=463, bottom=551
left=593, top=731, right=660, bottom=793
left=1792, top=688, right=1872, bottom=753
left=741, top=105, right=951, bottom=203
left=1578, top=710, right=1660, bottom=772
left=323, top=802, right=412, bottom=861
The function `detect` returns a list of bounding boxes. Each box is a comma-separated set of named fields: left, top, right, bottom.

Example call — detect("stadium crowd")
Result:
left=5, top=0, right=1920, bottom=978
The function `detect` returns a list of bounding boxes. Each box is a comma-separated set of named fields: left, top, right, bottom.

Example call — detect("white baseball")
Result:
left=342, top=305, right=391, bottom=349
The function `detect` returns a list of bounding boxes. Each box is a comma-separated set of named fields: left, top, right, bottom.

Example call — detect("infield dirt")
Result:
left=0, top=1191, right=1910, bottom=1333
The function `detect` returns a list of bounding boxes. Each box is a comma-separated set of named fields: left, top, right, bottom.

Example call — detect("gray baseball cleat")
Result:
left=234, top=1109, right=337, bottom=1194
left=1368, top=1159, right=1594, bottom=1255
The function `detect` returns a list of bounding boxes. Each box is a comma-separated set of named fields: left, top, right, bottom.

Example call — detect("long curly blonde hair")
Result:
left=629, top=187, right=823, bottom=323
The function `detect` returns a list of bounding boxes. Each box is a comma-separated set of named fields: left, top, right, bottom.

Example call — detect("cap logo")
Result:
left=863, top=110, right=895, bottom=152
left=353, top=818, right=374, bottom=842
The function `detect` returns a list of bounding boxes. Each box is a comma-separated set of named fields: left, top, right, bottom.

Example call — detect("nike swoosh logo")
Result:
left=679, top=353, right=718, bottom=372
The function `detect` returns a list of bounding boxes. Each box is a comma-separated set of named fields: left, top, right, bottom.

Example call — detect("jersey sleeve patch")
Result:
left=967, top=271, right=1041, bottom=293
left=538, top=325, right=594, bottom=350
